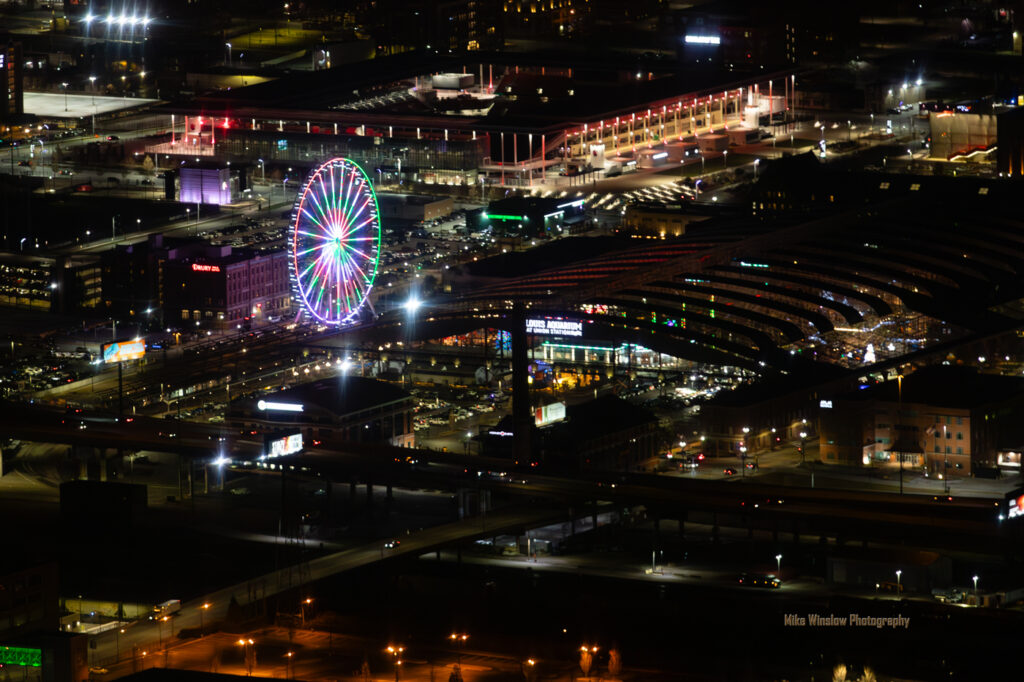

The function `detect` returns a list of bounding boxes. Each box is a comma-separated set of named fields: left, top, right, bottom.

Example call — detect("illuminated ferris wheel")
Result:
left=289, top=158, right=382, bottom=326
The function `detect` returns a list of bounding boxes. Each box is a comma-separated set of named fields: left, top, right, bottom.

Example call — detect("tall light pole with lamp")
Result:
left=386, top=645, right=404, bottom=682
left=236, top=638, right=255, bottom=676
left=199, top=602, right=210, bottom=634
left=449, top=633, right=468, bottom=681
left=895, top=569, right=902, bottom=595
left=775, top=553, right=782, bottom=575
left=973, top=575, right=979, bottom=604
left=61, top=82, right=69, bottom=112
left=226, top=43, right=232, bottom=66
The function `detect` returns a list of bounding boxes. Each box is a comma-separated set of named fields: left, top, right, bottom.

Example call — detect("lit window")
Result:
left=978, top=187, right=989, bottom=195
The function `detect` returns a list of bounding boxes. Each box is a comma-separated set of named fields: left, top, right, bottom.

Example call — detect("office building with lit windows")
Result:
left=0, top=38, right=24, bottom=122
left=817, top=365, right=1024, bottom=477
left=161, top=244, right=291, bottom=329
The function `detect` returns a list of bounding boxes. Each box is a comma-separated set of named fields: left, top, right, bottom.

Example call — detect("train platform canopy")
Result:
left=188, top=48, right=792, bottom=133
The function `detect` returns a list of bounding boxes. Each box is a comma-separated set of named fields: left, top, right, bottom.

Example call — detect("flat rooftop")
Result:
left=23, top=91, right=160, bottom=119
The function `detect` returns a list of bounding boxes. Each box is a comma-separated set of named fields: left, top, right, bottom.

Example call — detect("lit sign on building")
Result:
left=191, top=263, right=222, bottom=273
left=102, top=339, right=146, bottom=363
left=684, top=35, right=721, bottom=45
left=257, top=400, right=304, bottom=412
left=0, top=647, right=41, bottom=667
left=535, top=402, right=566, bottom=427
left=526, top=318, right=583, bottom=337
left=266, top=432, right=303, bottom=458
left=488, top=430, right=514, bottom=437
left=819, top=400, right=833, bottom=409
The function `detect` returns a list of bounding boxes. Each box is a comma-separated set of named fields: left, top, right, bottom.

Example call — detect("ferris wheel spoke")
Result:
left=336, top=169, right=358, bottom=233
left=296, top=230, right=333, bottom=244
left=305, top=183, right=331, bottom=227
left=337, top=172, right=364, bottom=230
left=299, top=206, right=330, bottom=233
left=340, top=194, right=370, bottom=237
left=297, top=237, right=334, bottom=258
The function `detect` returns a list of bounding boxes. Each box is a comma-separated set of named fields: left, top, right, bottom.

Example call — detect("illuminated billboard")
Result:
left=526, top=318, right=583, bottom=337
left=102, top=339, right=146, bottom=363
left=535, top=402, right=566, bottom=427
left=1006, top=488, right=1024, bottom=521
left=265, top=432, right=303, bottom=458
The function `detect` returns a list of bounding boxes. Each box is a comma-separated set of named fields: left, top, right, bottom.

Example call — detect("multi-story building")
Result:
left=0, top=38, right=24, bottom=123
left=162, top=245, right=291, bottom=329
left=0, top=253, right=101, bottom=314
left=818, top=365, right=1024, bottom=477
left=227, top=377, right=416, bottom=448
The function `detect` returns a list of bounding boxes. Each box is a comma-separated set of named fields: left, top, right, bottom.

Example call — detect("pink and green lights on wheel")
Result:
left=289, top=158, right=381, bottom=325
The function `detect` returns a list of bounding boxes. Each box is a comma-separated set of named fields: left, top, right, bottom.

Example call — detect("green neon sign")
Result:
left=0, top=647, right=42, bottom=667
left=487, top=214, right=526, bottom=221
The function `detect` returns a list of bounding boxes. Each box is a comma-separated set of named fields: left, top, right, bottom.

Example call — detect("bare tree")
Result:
left=608, top=648, right=622, bottom=677
left=579, top=649, right=594, bottom=677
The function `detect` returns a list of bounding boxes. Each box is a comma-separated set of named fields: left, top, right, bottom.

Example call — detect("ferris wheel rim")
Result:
left=289, top=157, right=381, bottom=326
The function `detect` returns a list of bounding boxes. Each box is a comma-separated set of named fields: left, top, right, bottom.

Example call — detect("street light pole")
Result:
left=895, top=569, right=902, bottom=595
left=775, top=553, right=782, bottom=575
left=897, top=374, right=904, bottom=495
left=973, top=575, right=979, bottom=604
left=62, top=82, right=69, bottom=112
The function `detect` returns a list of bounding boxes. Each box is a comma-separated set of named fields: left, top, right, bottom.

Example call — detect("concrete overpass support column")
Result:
left=511, top=302, right=532, bottom=465
left=456, top=488, right=467, bottom=519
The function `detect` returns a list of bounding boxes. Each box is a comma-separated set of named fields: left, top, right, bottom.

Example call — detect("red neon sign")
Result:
left=191, top=263, right=221, bottom=273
